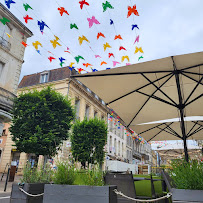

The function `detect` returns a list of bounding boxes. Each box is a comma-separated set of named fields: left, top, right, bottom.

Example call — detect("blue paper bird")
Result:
left=106, top=68, right=111, bottom=70
left=36, top=50, right=41, bottom=55
left=59, top=57, right=66, bottom=64
left=37, top=20, right=49, bottom=34
left=132, top=24, right=139, bottom=30
left=5, top=0, right=15, bottom=9
left=110, top=19, right=114, bottom=25
left=68, top=66, right=74, bottom=71
left=92, top=69, right=98, bottom=72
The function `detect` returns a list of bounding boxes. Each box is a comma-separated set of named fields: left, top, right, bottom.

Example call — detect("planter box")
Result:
left=43, top=184, right=117, bottom=203
left=162, top=171, right=203, bottom=202
left=10, top=183, right=45, bottom=203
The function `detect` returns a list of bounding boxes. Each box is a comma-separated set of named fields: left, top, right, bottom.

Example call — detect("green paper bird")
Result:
left=0, top=17, right=10, bottom=25
left=60, top=62, right=65, bottom=67
left=74, top=55, right=85, bottom=63
left=23, top=3, right=33, bottom=11
left=102, top=1, right=114, bottom=12
left=70, top=23, right=78, bottom=30
left=138, top=56, right=144, bottom=61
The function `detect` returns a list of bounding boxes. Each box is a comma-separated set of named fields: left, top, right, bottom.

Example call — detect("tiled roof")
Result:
left=18, top=67, right=76, bottom=88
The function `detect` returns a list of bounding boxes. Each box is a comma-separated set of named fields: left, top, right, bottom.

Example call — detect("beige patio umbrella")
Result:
left=72, top=52, right=203, bottom=161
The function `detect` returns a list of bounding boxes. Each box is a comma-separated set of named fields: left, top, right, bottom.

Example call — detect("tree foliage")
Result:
left=10, top=87, right=75, bottom=156
left=71, top=118, right=107, bottom=167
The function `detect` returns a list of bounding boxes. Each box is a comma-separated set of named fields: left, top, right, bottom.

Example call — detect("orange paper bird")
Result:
left=97, top=32, right=105, bottom=40
left=134, top=46, right=144, bottom=54
left=78, top=35, right=89, bottom=45
left=32, top=41, right=42, bottom=50
left=21, top=41, right=28, bottom=47
left=48, top=56, right=56, bottom=62
left=83, top=63, right=92, bottom=67
left=121, top=55, right=130, bottom=62
left=77, top=68, right=85, bottom=74
left=114, top=34, right=122, bottom=40
left=108, top=53, right=114, bottom=58
left=50, top=35, right=61, bottom=49
left=64, top=51, right=70, bottom=53
left=103, top=42, right=111, bottom=51
left=101, top=61, right=107, bottom=66
left=58, top=7, right=69, bottom=16
left=119, top=46, right=126, bottom=51
left=127, top=5, right=139, bottom=18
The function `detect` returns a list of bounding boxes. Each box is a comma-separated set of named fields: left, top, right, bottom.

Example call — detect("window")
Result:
left=114, top=138, right=117, bottom=155
left=40, top=73, right=48, bottom=83
left=122, top=143, right=124, bottom=157
left=94, top=111, right=98, bottom=118
left=109, top=118, right=113, bottom=132
left=118, top=141, right=120, bottom=156
left=86, top=88, right=91, bottom=93
left=0, top=16, right=11, bottom=49
left=75, top=98, right=80, bottom=119
left=102, top=100, right=105, bottom=105
left=85, top=105, right=90, bottom=120
left=95, top=94, right=99, bottom=100
left=109, top=136, right=112, bottom=153
left=0, top=62, right=3, bottom=78
left=101, top=115, right=104, bottom=120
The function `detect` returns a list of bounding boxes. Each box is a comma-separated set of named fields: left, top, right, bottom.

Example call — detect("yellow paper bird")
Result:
left=121, top=55, right=130, bottom=62
left=50, top=35, right=61, bottom=49
left=32, top=41, right=42, bottom=50
left=103, top=42, right=111, bottom=51
left=6, top=33, right=11, bottom=38
left=134, top=46, right=144, bottom=54
left=78, top=35, right=89, bottom=45
left=69, top=62, right=75, bottom=68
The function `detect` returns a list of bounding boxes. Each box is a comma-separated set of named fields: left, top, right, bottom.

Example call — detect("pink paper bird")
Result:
left=126, top=63, right=131, bottom=66
left=134, top=35, right=139, bottom=44
left=87, top=16, right=100, bottom=28
left=95, top=55, right=101, bottom=58
left=113, top=61, right=120, bottom=67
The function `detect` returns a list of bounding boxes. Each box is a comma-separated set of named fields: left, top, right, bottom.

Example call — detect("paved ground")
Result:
left=0, top=173, right=22, bottom=203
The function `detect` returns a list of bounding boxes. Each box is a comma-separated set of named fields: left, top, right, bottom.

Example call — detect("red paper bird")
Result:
left=23, top=15, right=33, bottom=24
left=48, top=56, right=56, bottom=62
left=21, top=41, right=28, bottom=47
left=83, top=63, right=92, bottom=67
left=114, top=34, right=123, bottom=40
left=77, top=68, right=85, bottom=74
left=119, top=46, right=127, bottom=51
left=108, top=53, right=114, bottom=58
left=79, top=0, right=89, bottom=9
left=127, top=5, right=139, bottom=18
left=97, top=32, right=105, bottom=40
left=58, top=7, right=69, bottom=16
left=64, top=51, right=70, bottom=53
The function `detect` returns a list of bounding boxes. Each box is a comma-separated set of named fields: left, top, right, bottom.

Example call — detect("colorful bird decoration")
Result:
left=21, top=41, right=28, bottom=47
left=59, top=57, right=66, bottom=64
left=87, top=16, right=100, bottom=28
left=114, top=35, right=123, bottom=40
left=126, top=63, right=131, bottom=66
left=23, top=3, right=33, bottom=11
left=119, top=46, right=127, bottom=51
left=134, top=46, right=144, bottom=54
left=58, top=7, right=69, bottom=16
left=32, top=41, right=42, bottom=50
left=83, top=63, right=92, bottom=67
left=97, top=32, right=105, bottom=40
left=75, top=55, right=85, bottom=63
left=6, top=33, right=11, bottom=38
left=102, top=1, right=114, bottom=12
left=132, top=24, right=139, bottom=30
left=108, top=53, right=114, bottom=58
left=112, top=61, right=120, bottom=67
left=78, top=35, right=89, bottom=45
left=48, top=56, right=56, bottom=62
left=77, top=68, right=85, bottom=74
left=0, top=17, right=10, bottom=25
left=95, top=55, right=101, bottom=58
left=103, top=42, right=111, bottom=51
left=60, top=62, right=65, bottom=67
left=110, top=19, right=114, bottom=25
left=69, top=62, right=75, bottom=68
left=79, top=0, right=89, bottom=9
left=121, top=56, right=130, bottom=62
left=70, top=23, right=78, bottom=29
left=38, top=20, right=49, bottom=34
left=127, top=5, right=139, bottom=18
left=23, top=15, right=33, bottom=24
left=138, top=56, right=144, bottom=61
left=134, top=35, right=139, bottom=44
left=5, top=0, right=15, bottom=9
left=36, top=50, right=41, bottom=55
left=101, top=61, right=107, bottom=66
left=50, top=35, right=62, bottom=49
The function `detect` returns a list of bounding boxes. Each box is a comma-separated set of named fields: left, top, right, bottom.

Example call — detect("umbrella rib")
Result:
left=187, top=126, right=203, bottom=138
left=163, top=123, right=181, bottom=138
left=185, top=93, right=203, bottom=107
left=180, top=63, right=203, bottom=71
left=184, top=75, right=203, bottom=105
left=181, top=70, right=203, bottom=76
left=127, top=74, right=174, bottom=127
left=156, top=126, right=178, bottom=137
left=141, top=73, right=178, bottom=106
left=107, top=73, right=172, bottom=105
left=181, top=72, right=203, bottom=85
left=187, top=121, right=198, bottom=136
left=137, top=123, right=165, bottom=135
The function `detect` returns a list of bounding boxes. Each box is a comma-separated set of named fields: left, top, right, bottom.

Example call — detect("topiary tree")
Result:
left=10, top=86, right=75, bottom=158
left=71, top=118, right=107, bottom=168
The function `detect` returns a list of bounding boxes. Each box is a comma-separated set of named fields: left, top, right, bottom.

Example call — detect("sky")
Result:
left=1, top=0, right=203, bottom=82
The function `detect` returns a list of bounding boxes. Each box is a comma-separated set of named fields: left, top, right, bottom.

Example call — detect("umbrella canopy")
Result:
left=72, top=52, right=203, bottom=161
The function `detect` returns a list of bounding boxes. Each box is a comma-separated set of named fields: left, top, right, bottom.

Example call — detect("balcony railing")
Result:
left=0, top=87, right=16, bottom=112
left=0, top=36, right=11, bottom=51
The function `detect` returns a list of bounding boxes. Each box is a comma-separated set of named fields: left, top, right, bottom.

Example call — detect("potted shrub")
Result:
left=10, top=163, right=53, bottom=203
left=43, top=161, right=117, bottom=203
left=162, top=159, right=203, bottom=202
